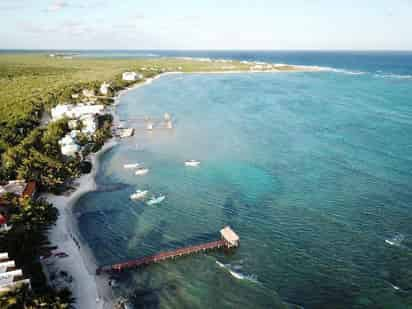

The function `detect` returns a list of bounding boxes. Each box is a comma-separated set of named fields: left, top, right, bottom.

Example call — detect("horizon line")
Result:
left=1, top=48, right=412, bottom=52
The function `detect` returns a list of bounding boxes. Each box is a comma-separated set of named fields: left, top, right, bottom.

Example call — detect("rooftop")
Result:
left=0, top=180, right=26, bottom=198
left=220, top=226, right=239, bottom=245
left=22, top=181, right=36, bottom=198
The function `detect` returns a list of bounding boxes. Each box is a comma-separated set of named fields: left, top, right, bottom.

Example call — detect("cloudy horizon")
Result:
left=1, top=0, right=412, bottom=50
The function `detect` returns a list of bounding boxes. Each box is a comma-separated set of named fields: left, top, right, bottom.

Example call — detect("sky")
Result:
left=1, top=0, right=412, bottom=50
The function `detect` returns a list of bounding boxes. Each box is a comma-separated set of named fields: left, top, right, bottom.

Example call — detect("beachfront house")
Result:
left=100, top=82, right=111, bottom=95
left=51, top=104, right=105, bottom=120
left=80, top=114, right=98, bottom=134
left=0, top=180, right=37, bottom=200
left=58, top=134, right=80, bottom=157
left=0, top=253, right=31, bottom=293
left=51, top=103, right=107, bottom=156
left=122, top=72, right=142, bottom=81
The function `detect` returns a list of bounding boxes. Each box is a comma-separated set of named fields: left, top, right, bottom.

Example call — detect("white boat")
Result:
left=385, top=239, right=395, bottom=246
left=130, top=190, right=148, bottom=200
left=135, top=168, right=149, bottom=175
left=185, top=160, right=200, bottom=167
left=147, top=195, right=165, bottom=205
left=123, top=163, right=140, bottom=169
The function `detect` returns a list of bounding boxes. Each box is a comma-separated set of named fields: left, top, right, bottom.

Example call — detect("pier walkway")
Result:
left=96, top=226, right=239, bottom=274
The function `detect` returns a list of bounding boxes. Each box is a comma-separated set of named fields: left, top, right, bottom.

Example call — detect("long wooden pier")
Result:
left=96, top=226, right=239, bottom=275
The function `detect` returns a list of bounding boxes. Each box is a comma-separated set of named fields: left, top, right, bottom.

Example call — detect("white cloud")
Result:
left=47, top=0, right=69, bottom=12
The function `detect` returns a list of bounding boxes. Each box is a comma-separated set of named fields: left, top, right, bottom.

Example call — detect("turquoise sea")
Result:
left=74, top=53, right=412, bottom=308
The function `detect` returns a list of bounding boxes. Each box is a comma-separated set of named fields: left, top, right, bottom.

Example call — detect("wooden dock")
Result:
left=96, top=226, right=239, bottom=275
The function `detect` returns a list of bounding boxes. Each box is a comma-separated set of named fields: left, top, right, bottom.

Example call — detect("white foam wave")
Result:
left=216, top=260, right=259, bottom=283
left=300, top=65, right=366, bottom=75
left=374, top=73, right=412, bottom=80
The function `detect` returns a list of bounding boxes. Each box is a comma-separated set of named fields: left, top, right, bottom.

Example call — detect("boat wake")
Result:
left=385, top=233, right=405, bottom=247
left=374, top=73, right=412, bottom=80
left=216, top=261, right=259, bottom=283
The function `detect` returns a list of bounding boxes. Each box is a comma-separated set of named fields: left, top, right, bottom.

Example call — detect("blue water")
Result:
left=73, top=52, right=412, bottom=308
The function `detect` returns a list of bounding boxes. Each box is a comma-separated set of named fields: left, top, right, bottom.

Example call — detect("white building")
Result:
left=58, top=134, right=80, bottom=157
left=51, top=104, right=105, bottom=121
left=122, top=72, right=142, bottom=81
left=100, top=82, right=111, bottom=95
left=80, top=114, right=98, bottom=134
left=0, top=253, right=31, bottom=293
left=0, top=180, right=26, bottom=197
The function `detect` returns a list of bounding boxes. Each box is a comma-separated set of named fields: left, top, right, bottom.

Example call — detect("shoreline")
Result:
left=41, top=77, right=156, bottom=309
left=41, top=67, right=315, bottom=309
left=42, top=139, right=117, bottom=309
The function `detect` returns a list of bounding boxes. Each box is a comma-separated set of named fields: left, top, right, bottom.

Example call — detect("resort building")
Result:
left=52, top=104, right=107, bottom=156
left=100, top=82, right=111, bottom=95
left=80, top=114, right=98, bottom=134
left=51, top=104, right=105, bottom=121
left=0, top=253, right=31, bottom=293
left=0, top=180, right=37, bottom=200
left=58, top=134, right=80, bottom=157
left=122, top=72, right=143, bottom=81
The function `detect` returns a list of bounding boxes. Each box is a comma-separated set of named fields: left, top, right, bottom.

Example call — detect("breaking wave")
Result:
left=216, top=260, right=259, bottom=283
left=299, top=65, right=366, bottom=75
left=374, top=73, right=412, bottom=80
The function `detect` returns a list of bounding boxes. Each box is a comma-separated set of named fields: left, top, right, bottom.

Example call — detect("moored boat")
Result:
left=135, top=168, right=149, bottom=175
left=130, top=190, right=148, bottom=200
left=185, top=160, right=200, bottom=167
left=147, top=195, right=165, bottom=205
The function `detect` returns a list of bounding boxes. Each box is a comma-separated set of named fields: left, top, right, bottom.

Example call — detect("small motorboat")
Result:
left=185, top=160, right=200, bottom=167
left=130, top=190, right=148, bottom=200
left=147, top=195, right=166, bottom=205
left=135, top=168, right=149, bottom=175
left=123, top=163, right=140, bottom=169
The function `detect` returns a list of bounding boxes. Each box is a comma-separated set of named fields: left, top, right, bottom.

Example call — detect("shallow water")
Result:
left=74, top=70, right=412, bottom=308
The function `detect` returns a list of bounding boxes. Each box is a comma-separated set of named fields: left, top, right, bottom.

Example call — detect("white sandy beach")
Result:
left=42, top=140, right=116, bottom=309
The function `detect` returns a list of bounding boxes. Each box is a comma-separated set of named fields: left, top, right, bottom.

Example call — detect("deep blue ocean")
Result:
left=66, top=51, right=412, bottom=308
